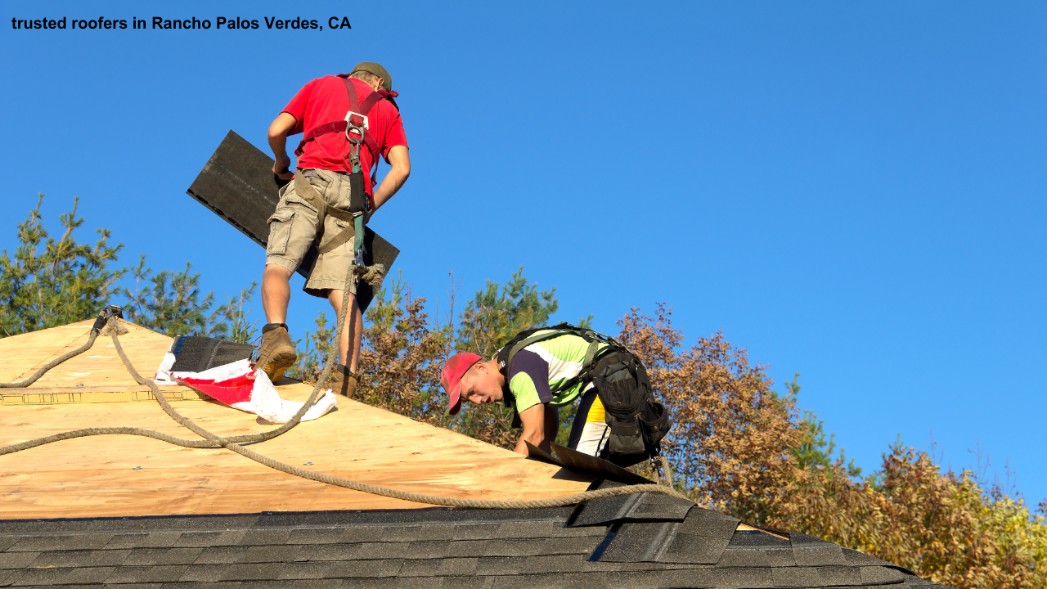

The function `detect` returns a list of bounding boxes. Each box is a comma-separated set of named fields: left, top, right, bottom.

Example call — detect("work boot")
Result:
left=257, top=324, right=297, bottom=382
left=325, top=364, right=359, bottom=397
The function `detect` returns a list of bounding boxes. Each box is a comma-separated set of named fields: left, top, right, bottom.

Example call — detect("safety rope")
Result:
left=1, top=286, right=690, bottom=509
left=1, top=265, right=359, bottom=454
left=0, top=309, right=115, bottom=389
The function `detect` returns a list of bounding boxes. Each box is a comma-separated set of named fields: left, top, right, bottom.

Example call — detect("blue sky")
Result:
left=3, top=1, right=1044, bottom=505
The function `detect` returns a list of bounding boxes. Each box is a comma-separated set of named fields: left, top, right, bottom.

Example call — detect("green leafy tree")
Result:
left=455, top=266, right=560, bottom=358
left=1, top=195, right=255, bottom=342
left=300, top=268, right=577, bottom=450
left=0, top=195, right=123, bottom=336
left=122, top=256, right=256, bottom=342
left=288, top=310, right=337, bottom=383
left=793, top=393, right=861, bottom=478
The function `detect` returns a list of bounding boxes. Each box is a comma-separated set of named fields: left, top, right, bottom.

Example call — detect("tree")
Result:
left=455, top=266, right=559, bottom=358
left=288, top=266, right=1047, bottom=589
left=616, top=304, right=1047, bottom=588
left=289, top=268, right=576, bottom=450
left=0, top=195, right=123, bottom=336
left=123, top=256, right=256, bottom=342
left=617, top=303, right=802, bottom=524
left=0, top=195, right=255, bottom=341
left=355, top=276, right=452, bottom=420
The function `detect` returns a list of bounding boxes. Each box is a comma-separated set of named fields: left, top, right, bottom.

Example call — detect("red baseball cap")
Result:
left=441, top=352, right=481, bottom=415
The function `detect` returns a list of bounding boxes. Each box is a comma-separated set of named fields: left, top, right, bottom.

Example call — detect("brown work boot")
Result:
left=257, top=324, right=297, bottom=382
left=325, top=364, right=359, bottom=397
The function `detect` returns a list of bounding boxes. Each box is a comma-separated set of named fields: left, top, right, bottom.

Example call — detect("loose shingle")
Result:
left=860, top=566, right=908, bottom=585
left=728, top=530, right=791, bottom=548
left=569, top=492, right=693, bottom=527
left=596, top=521, right=676, bottom=562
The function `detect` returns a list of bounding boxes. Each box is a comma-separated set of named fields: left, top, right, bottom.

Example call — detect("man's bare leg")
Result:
left=327, top=288, right=363, bottom=371
left=262, top=264, right=293, bottom=323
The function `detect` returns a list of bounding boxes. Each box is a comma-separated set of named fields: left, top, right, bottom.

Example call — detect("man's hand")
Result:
left=268, top=112, right=298, bottom=183
left=272, top=159, right=294, bottom=182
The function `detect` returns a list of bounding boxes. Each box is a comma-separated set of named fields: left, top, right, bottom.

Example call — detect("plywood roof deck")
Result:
left=0, top=320, right=592, bottom=520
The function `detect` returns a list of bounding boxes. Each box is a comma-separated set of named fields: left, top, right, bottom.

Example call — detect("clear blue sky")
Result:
left=3, top=1, right=1044, bottom=505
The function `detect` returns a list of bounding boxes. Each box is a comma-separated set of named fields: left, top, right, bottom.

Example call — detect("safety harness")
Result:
left=495, top=324, right=673, bottom=466
left=496, top=323, right=624, bottom=397
left=293, top=75, right=399, bottom=267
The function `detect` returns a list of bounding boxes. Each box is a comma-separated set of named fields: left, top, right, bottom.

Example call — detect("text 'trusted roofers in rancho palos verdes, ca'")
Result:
left=9, top=16, right=354, bottom=31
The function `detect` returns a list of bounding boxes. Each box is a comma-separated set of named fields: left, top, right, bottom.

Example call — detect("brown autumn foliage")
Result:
left=309, top=281, right=1047, bottom=589
left=617, top=303, right=1047, bottom=589
left=617, top=303, right=801, bottom=526
left=331, top=280, right=519, bottom=450
left=779, top=448, right=1047, bottom=588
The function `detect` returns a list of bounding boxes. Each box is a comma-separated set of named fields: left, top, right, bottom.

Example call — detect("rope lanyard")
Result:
left=1, top=294, right=688, bottom=509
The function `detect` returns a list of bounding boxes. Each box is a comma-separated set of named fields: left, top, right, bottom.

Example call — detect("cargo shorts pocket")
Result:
left=266, top=208, right=295, bottom=256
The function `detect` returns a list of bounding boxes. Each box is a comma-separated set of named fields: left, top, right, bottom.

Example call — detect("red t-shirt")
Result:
left=283, top=76, right=408, bottom=194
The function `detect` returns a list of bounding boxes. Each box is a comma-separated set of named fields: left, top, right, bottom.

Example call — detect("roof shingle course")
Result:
left=0, top=496, right=950, bottom=588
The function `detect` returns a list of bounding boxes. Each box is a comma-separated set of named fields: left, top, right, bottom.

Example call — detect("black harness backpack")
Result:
left=496, top=323, right=673, bottom=466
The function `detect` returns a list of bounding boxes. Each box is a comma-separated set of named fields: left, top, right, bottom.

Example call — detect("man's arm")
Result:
left=371, top=145, right=410, bottom=213
left=268, top=112, right=298, bottom=180
left=515, top=403, right=547, bottom=455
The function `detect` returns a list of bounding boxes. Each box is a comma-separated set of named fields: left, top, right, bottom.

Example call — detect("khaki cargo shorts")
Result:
left=265, top=169, right=359, bottom=296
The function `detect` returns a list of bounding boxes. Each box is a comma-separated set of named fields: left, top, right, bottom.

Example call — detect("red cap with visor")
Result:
left=440, top=352, right=481, bottom=415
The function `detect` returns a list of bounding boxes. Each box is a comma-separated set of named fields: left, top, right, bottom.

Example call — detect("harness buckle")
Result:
left=344, top=110, right=369, bottom=144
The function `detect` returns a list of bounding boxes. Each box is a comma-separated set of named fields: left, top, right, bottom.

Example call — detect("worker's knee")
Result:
left=326, top=290, right=360, bottom=313
left=264, top=264, right=294, bottom=280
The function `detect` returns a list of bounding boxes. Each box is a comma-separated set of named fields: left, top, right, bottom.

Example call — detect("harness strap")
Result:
left=294, top=76, right=398, bottom=186
left=497, top=326, right=621, bottom=397
left=290, top=76, right=398, bottom=268
left=342, top=78, right=388, bottom=165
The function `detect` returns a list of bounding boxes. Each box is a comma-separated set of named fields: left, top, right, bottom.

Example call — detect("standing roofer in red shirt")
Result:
left=258, top=62, right=410, bottom=397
